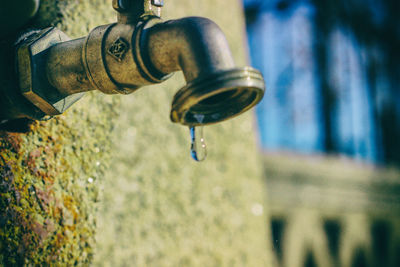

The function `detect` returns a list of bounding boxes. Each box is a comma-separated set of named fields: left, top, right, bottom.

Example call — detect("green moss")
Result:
left=1, top=0, right=120, bottom=264
left=0, top=92, right=119, bottom=265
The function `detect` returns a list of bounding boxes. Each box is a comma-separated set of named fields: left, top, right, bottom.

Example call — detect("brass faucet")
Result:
left=6, top=0, right=265, bottom=127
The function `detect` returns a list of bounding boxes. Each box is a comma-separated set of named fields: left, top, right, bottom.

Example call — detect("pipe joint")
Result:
left=3, top=1, right=265, bottom=128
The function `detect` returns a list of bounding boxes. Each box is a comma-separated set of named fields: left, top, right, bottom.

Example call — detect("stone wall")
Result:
left=0, top=0, right=270, bottom=265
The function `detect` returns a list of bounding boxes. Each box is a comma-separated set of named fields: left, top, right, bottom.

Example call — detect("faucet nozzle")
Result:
left=170, top=67, right=264, bottom=126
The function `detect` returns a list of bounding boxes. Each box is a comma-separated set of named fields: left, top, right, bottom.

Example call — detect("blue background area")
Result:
left=243, top=0, right=400, bottom=164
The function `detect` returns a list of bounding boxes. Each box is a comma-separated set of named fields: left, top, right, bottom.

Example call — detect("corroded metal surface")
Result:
left=12, top=0, right=265, bottom=126
left=113, top=0, right=162, bottom=23
left=16, top=27, right=85, bottom=116
left=170, top=67, right=265, bottom=125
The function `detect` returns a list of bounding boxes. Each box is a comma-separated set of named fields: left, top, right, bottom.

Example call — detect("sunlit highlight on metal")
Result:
left=9, top=0, right=266, bottom=127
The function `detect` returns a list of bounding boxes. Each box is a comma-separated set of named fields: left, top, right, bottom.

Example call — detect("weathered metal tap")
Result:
left=1, top=0, right=265, bottom=128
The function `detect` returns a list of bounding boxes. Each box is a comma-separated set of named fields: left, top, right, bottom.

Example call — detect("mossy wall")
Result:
left=0, top=0, right=270, bottom=266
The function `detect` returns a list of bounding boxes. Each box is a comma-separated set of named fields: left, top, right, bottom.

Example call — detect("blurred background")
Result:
left=242, top=0, right=400, bottom=266
left=244, top=0, right=399, bottom=165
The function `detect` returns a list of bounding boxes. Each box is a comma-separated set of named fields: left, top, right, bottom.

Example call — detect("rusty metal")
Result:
left=112, top=0, right=162, bottom=24
left=10, top=0, right=265, bottom=127
left=170, top=67, right=265, bottom=126
left=17, top=27, right=85, bottom=116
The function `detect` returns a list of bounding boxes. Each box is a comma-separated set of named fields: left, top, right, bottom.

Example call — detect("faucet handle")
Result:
left=113, top=0, right=162, bottom=24
left=151, top=0, right=164, bottom=7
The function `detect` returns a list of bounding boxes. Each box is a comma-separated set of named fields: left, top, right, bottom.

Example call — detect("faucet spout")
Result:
left=143, top=17, right=236, bottom=82
left=139, top=17, right=265, bottom=125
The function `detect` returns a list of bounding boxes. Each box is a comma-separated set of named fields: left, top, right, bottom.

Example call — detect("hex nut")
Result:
left=17, top=27, right=85, bottom=115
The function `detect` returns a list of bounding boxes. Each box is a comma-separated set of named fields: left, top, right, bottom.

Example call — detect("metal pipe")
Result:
left=46, top=37, right=92, bottom=96
left=13, top=15, right=265, bottom=126
left=1, top=0, right=265, bottom=129
left=143, top=17, right=236, bottom=82
left=45, top=16, right=236, bottom=96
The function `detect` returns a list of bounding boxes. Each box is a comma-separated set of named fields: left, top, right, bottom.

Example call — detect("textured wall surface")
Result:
left=0, top=0, right=270, bottom=266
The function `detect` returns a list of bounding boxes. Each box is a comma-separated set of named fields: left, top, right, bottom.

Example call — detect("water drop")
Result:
left=189, top=126, right=207, bottom=162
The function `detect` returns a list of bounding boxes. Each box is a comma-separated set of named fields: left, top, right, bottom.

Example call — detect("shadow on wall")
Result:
left=244, top=0, right=400, bottom=167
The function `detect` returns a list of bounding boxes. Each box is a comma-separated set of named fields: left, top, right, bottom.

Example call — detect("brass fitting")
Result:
left=17, top=27, right=84, bottom=116
left=7, top=1, right=265, bottom=127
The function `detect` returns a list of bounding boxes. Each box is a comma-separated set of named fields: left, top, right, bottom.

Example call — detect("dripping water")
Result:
left=189, top=126, right=207, bottom=161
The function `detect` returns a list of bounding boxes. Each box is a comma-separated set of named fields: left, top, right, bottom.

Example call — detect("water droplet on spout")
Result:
left=189, top=126, right=207, bottom=162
